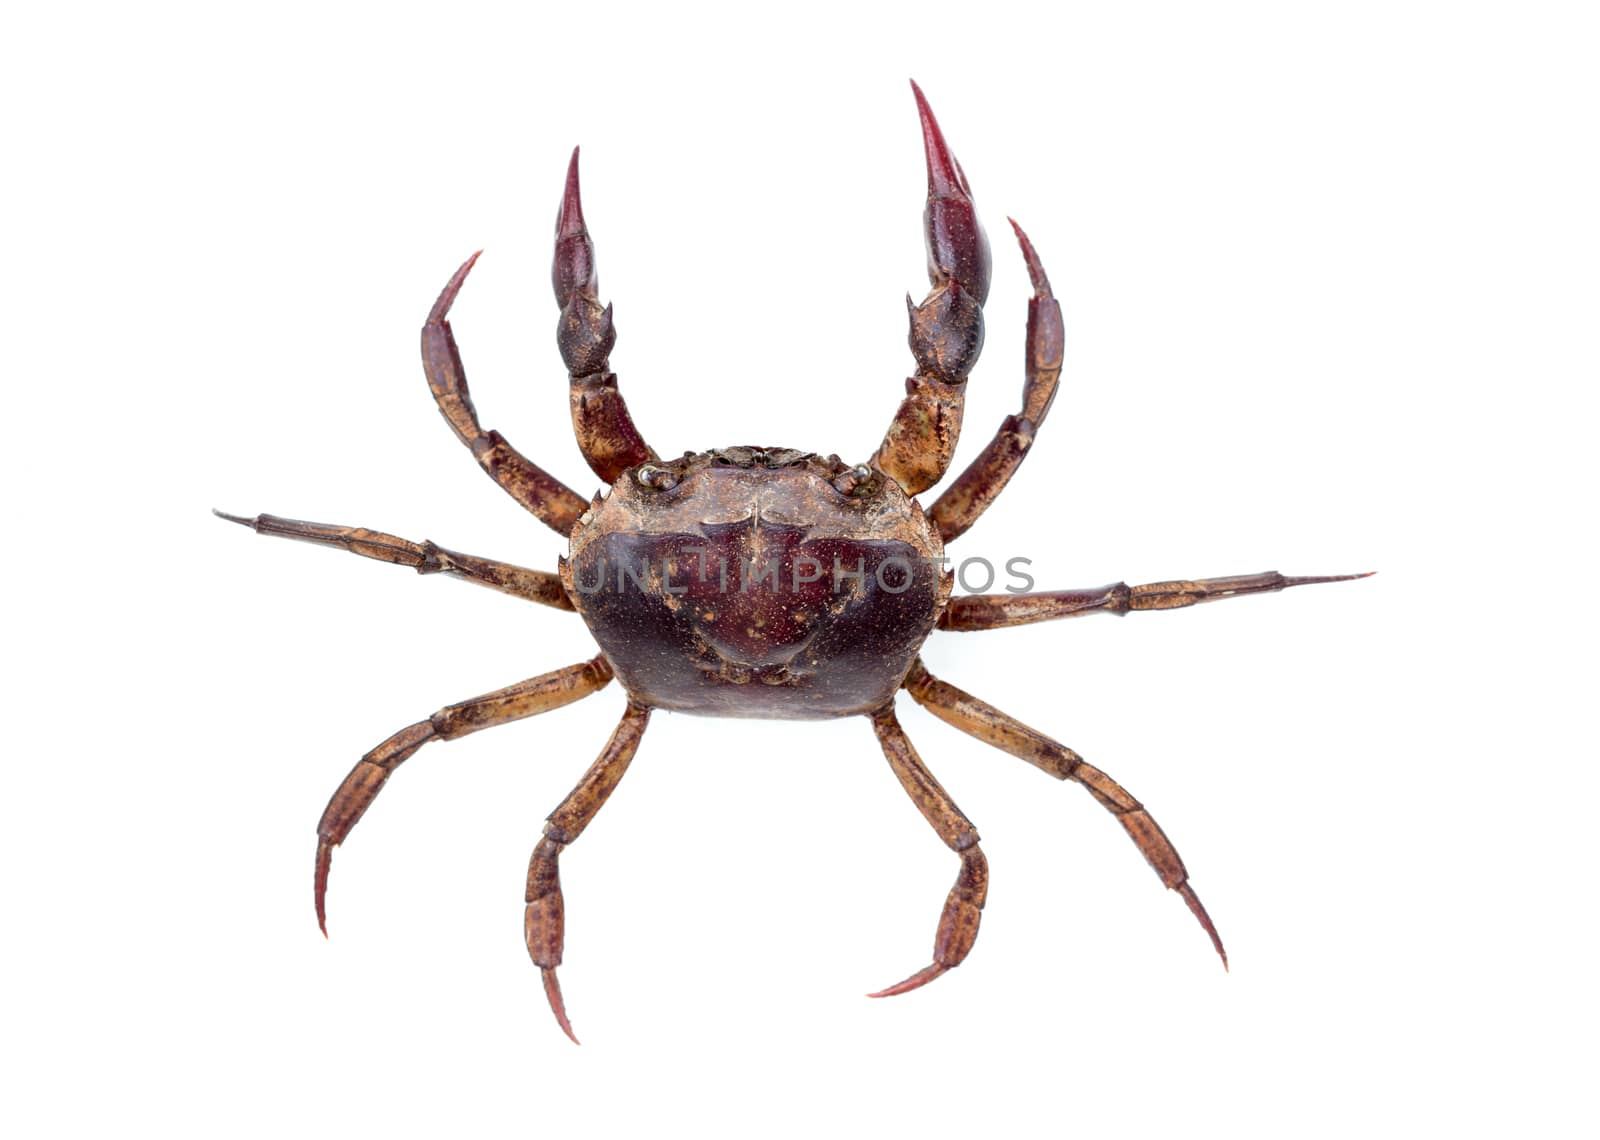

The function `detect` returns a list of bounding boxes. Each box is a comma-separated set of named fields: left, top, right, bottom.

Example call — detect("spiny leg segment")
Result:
left=552, top=148, right=657, bottom=483
left=939, top=570, right=1374, bottom=631
left=313, top=655, right=614, bottom=935
left=525, top=701, right=651, bottom=1044
left=871, top=81, right=993, bottom=496
left=214, top=510, right=574, bottom=610
left=868, top=705, right=989, bottom=997
left=927, top=219, right=1065, bottom=543
left=902, top=659, right=1226, bottom=967
left=422, top=253, right=589, bottom=535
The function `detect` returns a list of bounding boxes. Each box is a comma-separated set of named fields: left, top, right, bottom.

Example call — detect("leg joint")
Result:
left=415, top=540, right=445, bottom=575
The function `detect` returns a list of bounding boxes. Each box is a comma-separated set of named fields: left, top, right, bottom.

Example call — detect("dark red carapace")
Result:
left=565, top=447, right=949, bottom=719
left=220, top=81, right=1369, bottom=1043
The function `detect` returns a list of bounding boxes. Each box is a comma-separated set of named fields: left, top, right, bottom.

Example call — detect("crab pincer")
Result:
left=912, top=78, right=991, bottom=305
left=906, top=79, right=990, bottom=387
left=553, top=147, right=598, bottom=308
left=550, top=146, right=655, bottom=482
left=874, top=80, right=996, bottom=494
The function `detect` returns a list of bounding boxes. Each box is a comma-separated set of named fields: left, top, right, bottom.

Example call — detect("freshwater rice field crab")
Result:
left=219, top=81, right=1368, bottom=1042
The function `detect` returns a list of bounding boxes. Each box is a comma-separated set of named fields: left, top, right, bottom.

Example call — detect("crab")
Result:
left=219, top=81, right=1368, bottom=1043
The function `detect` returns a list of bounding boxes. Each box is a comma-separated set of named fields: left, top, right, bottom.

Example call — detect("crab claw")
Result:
left=911, top=79, right=991, bottom=303
left=551, top=147, right=618, bottom=378
left=553, top=147, right=598, bottom=309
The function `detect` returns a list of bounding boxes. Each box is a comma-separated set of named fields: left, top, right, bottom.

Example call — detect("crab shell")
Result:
left=560, top=447, right=953, bottom=718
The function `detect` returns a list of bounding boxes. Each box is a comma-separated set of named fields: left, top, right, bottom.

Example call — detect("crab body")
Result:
left=220, top=82, right=1368, bottom=1043
left=562, top=447, right=950, bottom=718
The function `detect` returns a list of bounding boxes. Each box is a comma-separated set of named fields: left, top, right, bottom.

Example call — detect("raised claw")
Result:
left=872, top=82, right=996, bottom=493
left=553, top=147, right=598, bottom=309
left=550, top=144, right=647, bottom=481
left=911, top=79, right=990, bottom=303
left=867, top=962, right=949, bottom=999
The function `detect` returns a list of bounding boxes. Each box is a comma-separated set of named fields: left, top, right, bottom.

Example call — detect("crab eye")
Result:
left=832, top=464, right=877, bottom=496
left=635, top=464, right=679, bottom=491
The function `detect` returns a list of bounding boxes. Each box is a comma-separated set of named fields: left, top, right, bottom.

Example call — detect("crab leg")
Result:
left=423, top=253, right=590, bottom=536
left=939, top=570, right=1374, bottom=631
left=902, top=660, right=1226, bottom=967
left=867, top=705, right=989, bottom=997
left=313, top=656, right=614, bottom=936
left=928, top=219, right=1064, bottom=542
left=871, top=81, right=993, bottom=496
left=553, top=148, right=658, bottom=483
left=214, top=510, right=574, bottom=611
left=525, top=701, right=651, bottom=1044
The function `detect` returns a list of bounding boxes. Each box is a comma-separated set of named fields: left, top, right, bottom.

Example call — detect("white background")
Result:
left=4, top=2, right=1596, bottom=1136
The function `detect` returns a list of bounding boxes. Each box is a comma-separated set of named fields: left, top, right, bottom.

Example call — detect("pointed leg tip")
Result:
left=1286, top=570, right=1377, bottom=588
left=314, top=839, right=332, bottom=938
left=542, top=968, right=580, bottom=1045
left=1006, top=217, right=1052, bottom=296
left=429, top=252, right=482, bottom=322
left=451, top=249, right=484, bottom=286
left=212, top=508, right=253, bottom=528
left=1177, top=883, right=1228, bottom=969
left=867, top=962, right=949, bottom=999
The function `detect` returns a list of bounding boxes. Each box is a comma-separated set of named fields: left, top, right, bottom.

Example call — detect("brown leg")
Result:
left=422, top=253, right=590, bottom=536
left=214, top=510, right=574, bottom=611
left=902, top=660, right=1227, bottom=967
left=927, top=220, right=1064, bottom=543
left=524, top=701, right=651, bottom=1044
left=314, top=656, right=614, bottom=934
left=867, top=705, right=989, bottom=998
left=870, top=82, right=992, bottom=495
left=939, top=569, right=1374, bottom=631
left=552, top=148, right=658, bottom=483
